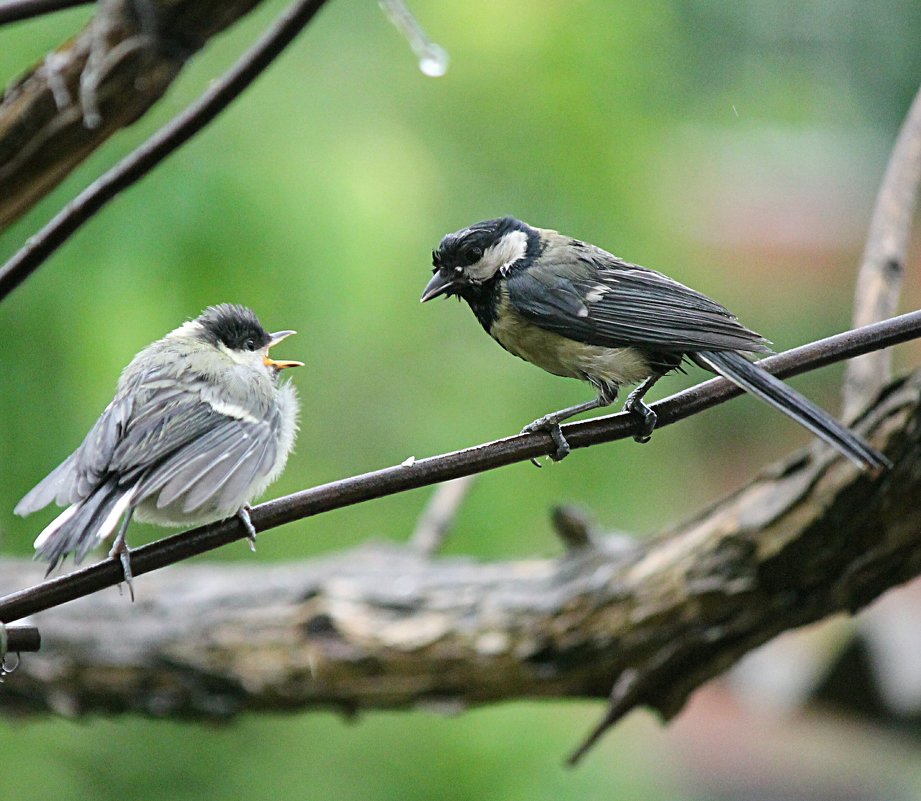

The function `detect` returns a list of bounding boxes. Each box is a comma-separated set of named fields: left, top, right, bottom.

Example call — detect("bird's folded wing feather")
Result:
left=16, top=367, right=277, bottom=516
left=14, top=394, right=136, bottom=514
left=131, top=407, right=279, bottom=514
left=506, top=245, right=771, bottom=354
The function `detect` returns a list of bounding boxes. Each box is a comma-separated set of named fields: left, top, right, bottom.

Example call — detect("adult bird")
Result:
left=15, top=303, right=302, bottom=596
left=421, top=216, right=888, bottom=471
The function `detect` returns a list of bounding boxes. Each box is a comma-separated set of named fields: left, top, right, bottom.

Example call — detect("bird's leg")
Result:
left=623, top=374, right=664, bottom=443
left=108, top=509, right=135, bottom=602
left=237, top=506, right=258, bottom=552
left=522, top=395, right=612, bottom=466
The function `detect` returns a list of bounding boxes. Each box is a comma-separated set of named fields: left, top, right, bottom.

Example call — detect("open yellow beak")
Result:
left=263, top=330, right=304, bottom=370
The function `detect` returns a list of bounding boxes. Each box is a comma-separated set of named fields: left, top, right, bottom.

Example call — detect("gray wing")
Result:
left=14, top=394, right=136, bottom=514
left=132, top=406, right=280, bottom=515
left=16, top=365, right=276, bottom=517
left=506, top=242, right=771, bottom=354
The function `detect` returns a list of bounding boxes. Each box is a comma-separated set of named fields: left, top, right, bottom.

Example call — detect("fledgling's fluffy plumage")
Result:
left=15, top=304, right=302, bottom=588
left=422, top=216, right=888, bottom=471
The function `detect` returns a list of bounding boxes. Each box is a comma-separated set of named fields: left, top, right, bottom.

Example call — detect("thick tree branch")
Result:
left=843, top=83, right=921, bottom=418
left=1, top=368, right=917, bottom=764
left=0, top=0, right=330, bottom=300
left=2, top=309, right=920, bottom=625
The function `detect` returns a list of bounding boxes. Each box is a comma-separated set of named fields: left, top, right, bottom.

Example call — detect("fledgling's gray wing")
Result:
left=506, top=239, right=771, bottom=354
left=107, top=393, right=229, bottom=484
left=15, top=366, right=236, bottom=516
left=131, top=403, right=282, bottom=515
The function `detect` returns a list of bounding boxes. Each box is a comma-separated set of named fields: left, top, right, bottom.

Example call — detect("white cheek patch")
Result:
left=467, top=230, right=528, bottom=281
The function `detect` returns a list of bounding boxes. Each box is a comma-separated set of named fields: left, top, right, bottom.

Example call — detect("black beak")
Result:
left=421, top=271, right=457, bottom=302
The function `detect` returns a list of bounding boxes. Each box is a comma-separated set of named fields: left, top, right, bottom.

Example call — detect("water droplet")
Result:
left=419, top=44, right=449, bottom=78
left=379, top=0, right=449, bottom=78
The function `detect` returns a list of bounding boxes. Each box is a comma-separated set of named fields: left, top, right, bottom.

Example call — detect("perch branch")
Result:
left=2, top=309, right=920, bottom=624
left=0, top=0, right=88, bottom=25
left=1, top=366, right=918, bottom=767
left=843, top=82, right=921, bottom=418
left=0, top=0, right=330, bottom=300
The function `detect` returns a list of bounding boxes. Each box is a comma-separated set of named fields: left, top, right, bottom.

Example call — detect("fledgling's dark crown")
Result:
left=196, top=304, right=271, bottom=351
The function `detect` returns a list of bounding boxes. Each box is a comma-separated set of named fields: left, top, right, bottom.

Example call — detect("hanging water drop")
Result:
left=418, top=44, right=449, bottom=78
left=379, top=0, right=450, bottom=78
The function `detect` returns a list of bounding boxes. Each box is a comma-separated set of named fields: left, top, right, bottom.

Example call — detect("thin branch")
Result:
left=844, top=83, right=921, bottom=418
left=3, top=625, right=40, bottom=652
left=550, top=505, right=595, bottom=550
left=0, top=0, right=87, bottom=25
left=0, top=0, right=330, bottom=301
left=2, top=308, right=920, bottom=624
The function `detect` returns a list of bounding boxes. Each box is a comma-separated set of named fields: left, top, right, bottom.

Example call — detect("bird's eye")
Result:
left=465, top=247, right=483, bottom=264
left=244, top=338, right=256, bottom=351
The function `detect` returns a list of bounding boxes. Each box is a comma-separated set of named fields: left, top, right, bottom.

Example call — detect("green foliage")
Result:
left=1, top=1, right=920, bottom=797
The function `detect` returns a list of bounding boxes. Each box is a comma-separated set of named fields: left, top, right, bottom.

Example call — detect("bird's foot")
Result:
left=624, top=397, right=657, bottom=444
left=108, top=539, right=135, bottom=603
left=521, top=416, right=571, bottom=466
left=238, top=506, right=257, bottom=552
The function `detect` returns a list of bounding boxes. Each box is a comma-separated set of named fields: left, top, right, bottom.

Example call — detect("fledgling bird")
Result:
left=421, top=216, right=888, bottom=471
left=15, top=304, right=303, bottom=596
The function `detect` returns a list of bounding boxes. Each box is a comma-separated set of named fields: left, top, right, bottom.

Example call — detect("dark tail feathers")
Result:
left=693, top=350, right=889, bottom=472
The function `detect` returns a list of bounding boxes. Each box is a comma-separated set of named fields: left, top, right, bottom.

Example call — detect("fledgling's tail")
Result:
left=30, top=479, right=134, bottom=570
left=693, top=349, right=890, bottom=472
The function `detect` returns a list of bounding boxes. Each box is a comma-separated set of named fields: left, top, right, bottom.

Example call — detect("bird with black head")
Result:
left=15, top=303, right=303, bottom=597
left=422, top=217, right=888, bottom=471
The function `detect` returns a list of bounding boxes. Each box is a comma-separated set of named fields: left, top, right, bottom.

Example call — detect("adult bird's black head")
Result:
left=421, top=217, right=540, bottom=302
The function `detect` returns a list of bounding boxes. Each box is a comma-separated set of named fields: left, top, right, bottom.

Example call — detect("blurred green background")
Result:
left=2, top=1, right=921, bottom=798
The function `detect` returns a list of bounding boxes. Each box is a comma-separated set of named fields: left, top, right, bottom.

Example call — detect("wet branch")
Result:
left=0, top=0, right=88, bottom=25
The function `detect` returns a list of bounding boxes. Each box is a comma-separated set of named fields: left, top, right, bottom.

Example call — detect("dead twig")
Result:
left=410, top=475, right=477, bottom=555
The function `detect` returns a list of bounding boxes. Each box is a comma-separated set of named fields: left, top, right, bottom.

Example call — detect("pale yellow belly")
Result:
left=489, top=303, right=651, bottom=388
